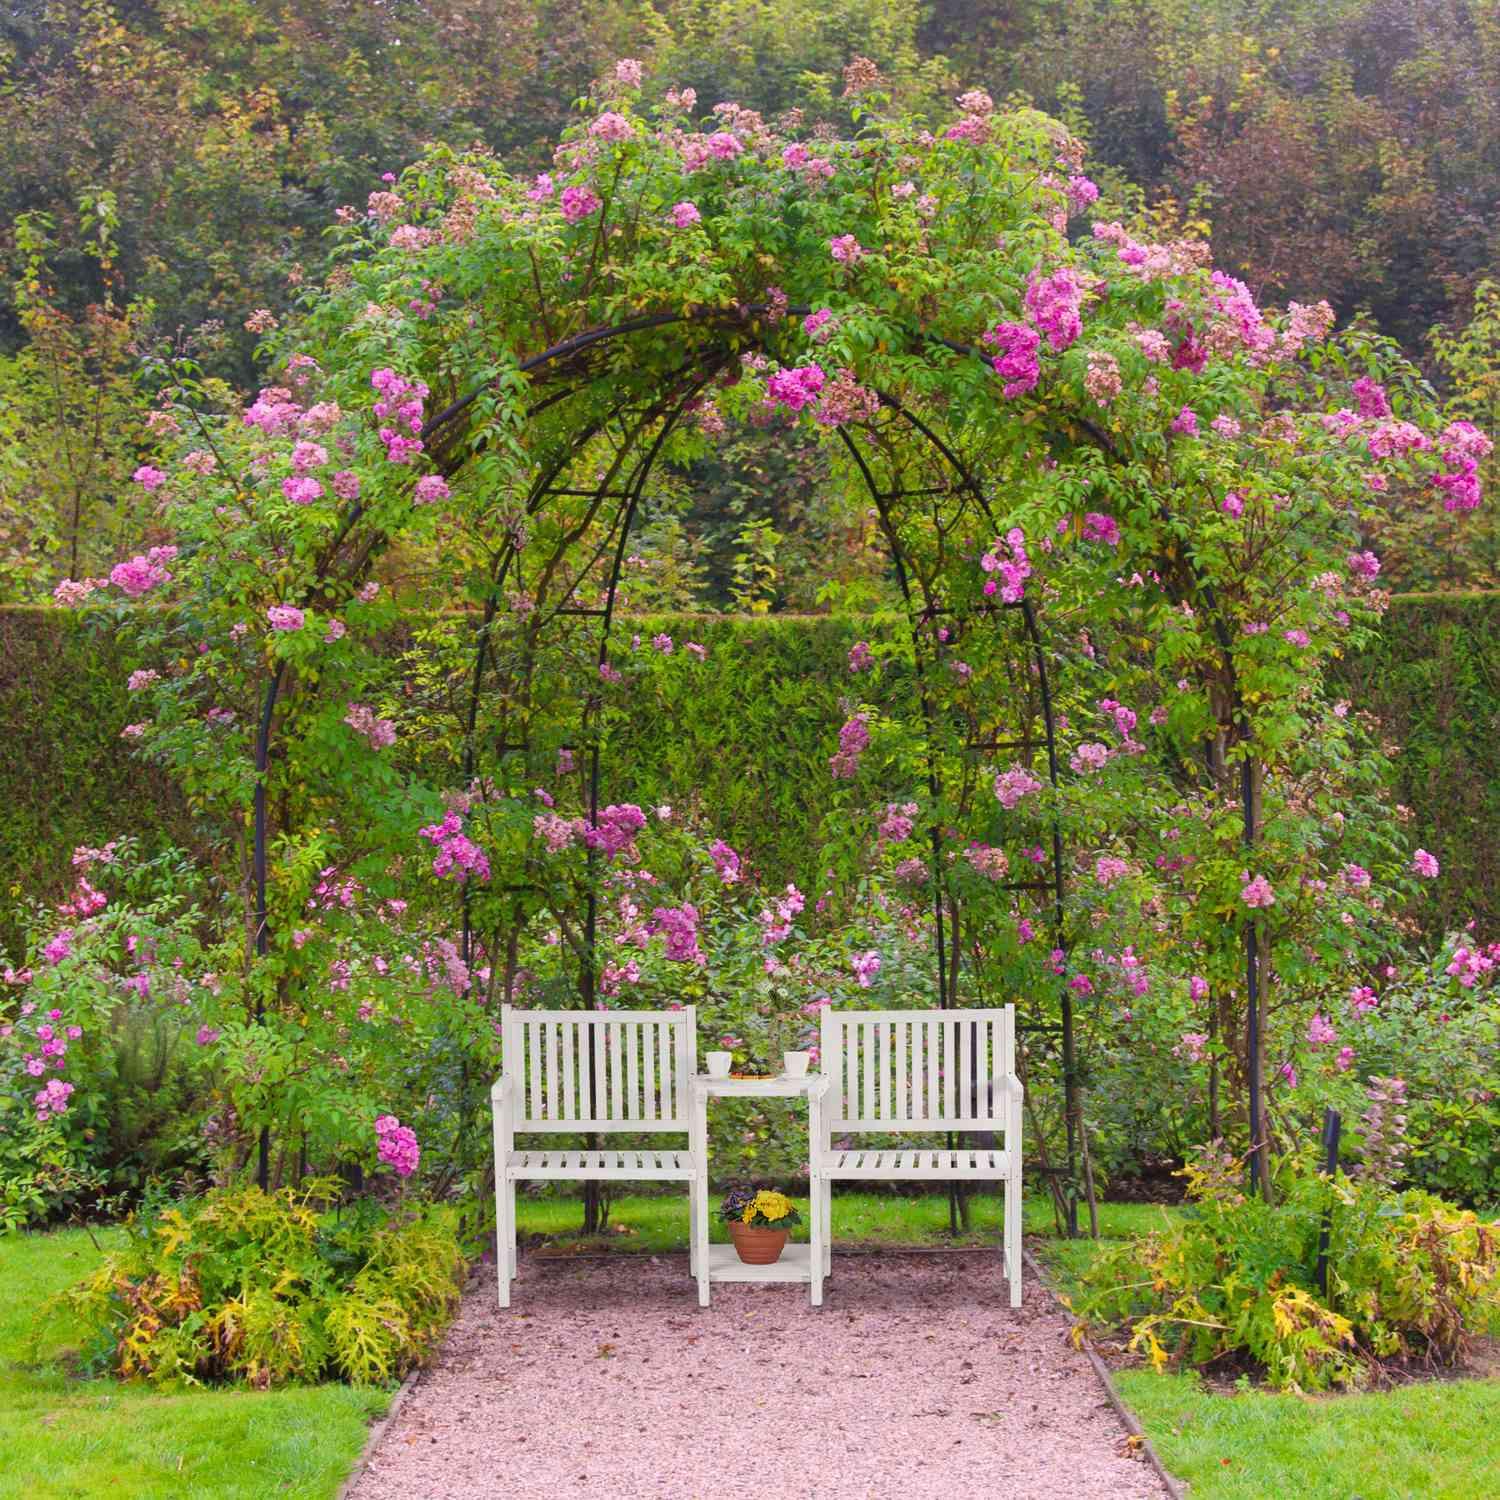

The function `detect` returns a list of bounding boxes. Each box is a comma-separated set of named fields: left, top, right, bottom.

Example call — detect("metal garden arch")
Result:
left=411, top=303, right=1085, bottom=1232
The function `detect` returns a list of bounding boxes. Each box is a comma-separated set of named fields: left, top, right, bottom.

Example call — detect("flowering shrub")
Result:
left=1074, top=1147, right=1500, bottom=1391
left=0, top=841, right=220, bottom=1230
left=65, top=1182, right=463, bottom=1386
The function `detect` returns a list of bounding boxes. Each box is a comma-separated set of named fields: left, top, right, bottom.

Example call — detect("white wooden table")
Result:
left=691, top=1074, right=828, bottom=1306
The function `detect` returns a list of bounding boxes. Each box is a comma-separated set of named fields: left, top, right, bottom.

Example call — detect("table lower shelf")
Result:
left=707, top=1242, right=813, bottom=1283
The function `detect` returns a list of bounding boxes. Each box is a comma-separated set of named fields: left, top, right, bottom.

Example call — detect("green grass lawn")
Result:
left=0, top=1228, right=386, bottom=1500
left=1114, top=1369, right=1500, bottom=1500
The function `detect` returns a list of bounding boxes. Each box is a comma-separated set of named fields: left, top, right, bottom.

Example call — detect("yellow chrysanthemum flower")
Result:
left=753, top=1190, right=793, bottom=1221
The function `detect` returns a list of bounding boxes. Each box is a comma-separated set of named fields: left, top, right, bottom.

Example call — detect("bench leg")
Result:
left=497, top=1172, right=513, bottom=1309
left=821, top=1178, right=833, bottom=1276
left=810, top=1172, right=823, bottom=1307
left=1005, top=1174, right=1022, bottom=1308
left=687, top=1180, right=698, bottom=1277
left=695, top=1172, right=710, bottom=1307
left=507, top=1177, right=519, bottom=1279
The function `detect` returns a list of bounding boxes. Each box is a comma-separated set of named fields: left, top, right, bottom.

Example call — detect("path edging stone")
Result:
left=333, top=1262, right=483, bottom=1500
left=1022, top=1245, right=1189, bottom=1500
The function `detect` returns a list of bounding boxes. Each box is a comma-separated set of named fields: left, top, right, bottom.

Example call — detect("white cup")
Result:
left=783, top=1050, right=811, bottom=1078
left=706, top=1051, right=732, bottom=1078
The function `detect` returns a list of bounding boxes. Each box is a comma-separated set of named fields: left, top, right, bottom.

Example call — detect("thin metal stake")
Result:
left=1315, top=1107, right=1342, bottom=1296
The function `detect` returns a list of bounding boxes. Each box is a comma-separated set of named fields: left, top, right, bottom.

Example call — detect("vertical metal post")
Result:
left=1243, top=756, right=1266, bottom=1199
left=253, top=667, right=284, bottom=1193
left=1315, top=1107, right=1342, bottom=1296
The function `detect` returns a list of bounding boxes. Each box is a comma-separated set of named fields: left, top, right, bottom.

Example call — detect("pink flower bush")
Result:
left=767, top=364, right=826, bottom=413
left=344, top=703, right=396, bottom=749
left=109, top=548, right=177, bottom=598
left=963, top=844, right=1008, bottom=880
left=282, top=476, right=323, bottom=505
left=559, top=185, right=601, bottom=223
left=1024, top=266, right=1086, bottom=350
left=669, top=201, right=701, bottom=227
left=709, top=839, right=742, bottom=884
left=417, top=811, right=491, bottom=882
left=1240, top=874, right=1276, bottom=908
left=994, top=767, right=1043, bottom=808
left=1082, top=512, right=1120, bottom=546
left=1070, top=742, right=1110, bottom=774
left=982, top=321, right=1041, bottom=397
left=33, top=1077, right=75, bottom=1122
left=979, top=528, right=1031, bottom=601
left=267, top=605, right=305, bottom=631
left=589, top=111, right=633, bottom=143
left=1174, top=1032, right=1208, bottom=1063
left=829, top=714, right=870, bottom=778
left=1412, top=849, right=1440, bottom=878
left=375, top=1114, right=420, bottom=1176
left=1306, top=1012, right=1337, bottom=1047
left=650, top=903, right=704, bottom=964
left=585, top=803, right=647, bottom=860
left=850, top=950, right=882, bottom=988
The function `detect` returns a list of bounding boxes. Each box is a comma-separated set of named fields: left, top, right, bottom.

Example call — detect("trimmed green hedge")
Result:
left=0, top=608, right=201, bottom=949
left=1332, top=593, right=1500, bottom=938
left=2, top=598, right=1496, bottom=951
left=607, top=612, right=910, bottom=888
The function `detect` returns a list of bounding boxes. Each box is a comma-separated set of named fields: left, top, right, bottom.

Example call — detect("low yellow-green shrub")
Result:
left=1074, top=1147, right=1500, bottom=1391
left=64, top=1181, right=464, bottom=1387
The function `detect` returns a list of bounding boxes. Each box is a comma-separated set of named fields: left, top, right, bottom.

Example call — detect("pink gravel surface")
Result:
left=347, top=1249, right=1166, bottom=1500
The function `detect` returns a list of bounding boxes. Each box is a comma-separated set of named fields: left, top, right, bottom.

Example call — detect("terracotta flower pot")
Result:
left=727, top=1221, right=789, bottom=1265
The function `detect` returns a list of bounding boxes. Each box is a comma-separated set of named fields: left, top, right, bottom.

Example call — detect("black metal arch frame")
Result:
left=250, top=305, right=1083, bottom=1227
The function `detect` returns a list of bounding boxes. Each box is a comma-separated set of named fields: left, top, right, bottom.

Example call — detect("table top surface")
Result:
left=692, top=1073, right=829, bottom=1097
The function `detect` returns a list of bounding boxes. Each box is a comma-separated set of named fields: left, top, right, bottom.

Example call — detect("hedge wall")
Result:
left=1332, top=593, right=1500, bottom=937
left=0, top=608, right=202, bottom=948
left=3, top=597, right=1496, bottom=950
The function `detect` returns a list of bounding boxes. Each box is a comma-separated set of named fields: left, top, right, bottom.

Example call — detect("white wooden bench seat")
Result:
left=822, top=1147, right=1011, bottom=1178
left=492, top=1004, right=704, bottom=1306
left=508, top=1148, right=697, bottom=1179
left=817, top=1006, right=1024, bottom=1306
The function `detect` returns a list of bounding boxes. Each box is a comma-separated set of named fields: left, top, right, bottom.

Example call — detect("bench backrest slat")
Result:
left=820, top=1006, right=1014, bottom=1132
left=502, top=1005, right=695, bottom=1132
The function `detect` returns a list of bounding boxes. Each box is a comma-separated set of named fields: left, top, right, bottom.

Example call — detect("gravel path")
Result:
left=348, top=1249, right=1166, bottom=1500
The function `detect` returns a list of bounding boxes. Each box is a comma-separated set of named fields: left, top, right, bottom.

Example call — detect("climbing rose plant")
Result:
left=49, top=60, right=1486, bottom=1187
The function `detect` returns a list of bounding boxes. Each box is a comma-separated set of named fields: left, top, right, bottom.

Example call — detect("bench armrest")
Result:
left=491, top=1074, right=516, bottom=1104
left=997, top=1072, right=1024, bottom=1104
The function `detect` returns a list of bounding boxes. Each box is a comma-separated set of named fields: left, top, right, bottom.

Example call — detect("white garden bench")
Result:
left=816, top=1005, right=1024, bottom=1306
left=492, top=1004, right=704, bottom=1307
